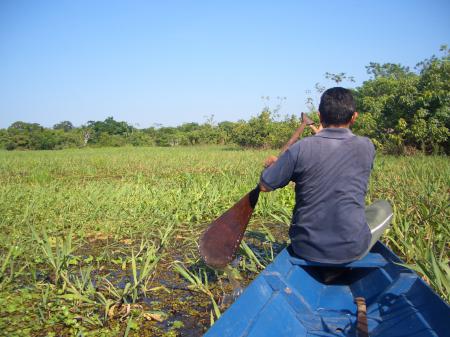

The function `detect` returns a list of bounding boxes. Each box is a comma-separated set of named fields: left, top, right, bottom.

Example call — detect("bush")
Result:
left=5, top=142, right=17, bottom=151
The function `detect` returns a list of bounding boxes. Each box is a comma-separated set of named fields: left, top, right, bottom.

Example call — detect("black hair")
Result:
left=318, top=87, right=356, bottom=127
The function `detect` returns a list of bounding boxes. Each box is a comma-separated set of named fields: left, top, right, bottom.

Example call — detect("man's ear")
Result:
left=318, top=112, right=322, bottom=123
left=350, top=111, right=358, bottom=125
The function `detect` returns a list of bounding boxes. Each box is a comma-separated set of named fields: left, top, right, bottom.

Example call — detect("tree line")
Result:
left=1, top=47, right=448, bottom=154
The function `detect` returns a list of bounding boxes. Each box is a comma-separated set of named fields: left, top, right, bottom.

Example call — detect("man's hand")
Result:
left=259, top=181, right=271, bottom=192
left=309, top=123, right=323, bottom=134
left=264, top=155, right=278, bottom=168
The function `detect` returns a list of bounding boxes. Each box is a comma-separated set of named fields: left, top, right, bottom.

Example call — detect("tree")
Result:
left=233, top=109, right=274, bottom=148
left=53, top=121, right=74, bottom=132
left=365, top=63, right=411, bottom=80
left=8, top=121, right=43, bottom=133
left=354, top=47, right=449, bottom=153
left=155, top=127, right=179, bottom=146
left=87, top=117, right=133, bottom=136
left=325, top=72, right=355, bottom=85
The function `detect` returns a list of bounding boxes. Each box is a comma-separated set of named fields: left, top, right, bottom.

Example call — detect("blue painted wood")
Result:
left=205, top=242, right=450, bottom=337
left=289, top=252, right=388, bottom=268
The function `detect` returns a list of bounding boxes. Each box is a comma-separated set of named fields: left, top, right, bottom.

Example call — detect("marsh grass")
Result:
left=0, top=146, right=448, bottom=335
left=31, top=228, right=75, bottom=286
left=172, top=261, right=221, bottom=325
left=103, top=240, right=160, bottom=304
left=0, top=243, right=22, bottom=287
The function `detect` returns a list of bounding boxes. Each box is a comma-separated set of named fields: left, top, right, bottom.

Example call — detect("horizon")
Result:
left=1, top=0, right=449, bottom=129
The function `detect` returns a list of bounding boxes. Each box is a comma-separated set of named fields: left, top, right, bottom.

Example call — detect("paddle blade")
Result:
left=199, top=187, right=260, bottom=269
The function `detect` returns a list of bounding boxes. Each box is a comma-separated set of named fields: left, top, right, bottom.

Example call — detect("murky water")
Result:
left=25, top=223, right=288, bottom=336
left=220, top=265, right=244, bottom=307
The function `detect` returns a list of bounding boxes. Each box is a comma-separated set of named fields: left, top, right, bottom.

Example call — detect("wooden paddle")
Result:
left=198, top=186, right=261, bottom=268
left=199, top=113, right=314, bottom=269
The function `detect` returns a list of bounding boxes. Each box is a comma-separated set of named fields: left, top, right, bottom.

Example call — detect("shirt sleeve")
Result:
left=260, top=147, right=297, bottom=191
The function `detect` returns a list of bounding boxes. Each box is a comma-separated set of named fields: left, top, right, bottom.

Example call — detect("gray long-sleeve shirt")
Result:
left=261, top=128, right=375, bottom=264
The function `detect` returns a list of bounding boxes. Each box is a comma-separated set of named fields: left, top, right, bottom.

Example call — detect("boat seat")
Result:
left=289, top=252, right=388, bottom=268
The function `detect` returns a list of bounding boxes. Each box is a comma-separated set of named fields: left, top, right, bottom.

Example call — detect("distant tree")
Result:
left=5, top=121, right=43, bottom=149
left=365, top=62, right=411, bottom=79
left=127, top=130, right=154, bottom=146
left=178, top=122, right=201, bottom=133
left=87, top=117, right=133, bottom=136
left=8, top=121, right=43, bottom=132
left=305, top=83, right=327, bottom=113
left=218, top=121, right=237, bottom=144
left=142, top=127, right=157, bottom=138
left=325, top=72, right=355, bottom=85
left=29, top=130, right=58, bottom=150
left=204, top=114, right=216, bottom=127
left=155, top=127, right=179, bottom=146
left=233, top=109, right=274, bottom=148
left=354, top=46, right=449, bottom=153
left=96, top=133, right=126, bottom=147
left=53, top=121, right=74, bottom=132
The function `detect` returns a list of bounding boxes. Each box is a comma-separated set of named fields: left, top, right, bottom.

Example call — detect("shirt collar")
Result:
left=314, top=127, right=354, bottom=139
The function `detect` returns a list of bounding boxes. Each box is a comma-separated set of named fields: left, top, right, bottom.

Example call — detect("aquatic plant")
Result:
left=0, top=146, right=448, bottom=335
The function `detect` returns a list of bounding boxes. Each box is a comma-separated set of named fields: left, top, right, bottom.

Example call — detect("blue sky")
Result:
left=1, top=0, right=449, bottom=128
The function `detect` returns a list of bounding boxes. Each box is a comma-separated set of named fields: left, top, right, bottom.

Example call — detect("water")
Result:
left=220, top=265, right=244, bottom=307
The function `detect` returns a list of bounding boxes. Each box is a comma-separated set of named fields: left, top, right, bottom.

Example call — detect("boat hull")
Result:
left=205, top=242, right=449, bottom=337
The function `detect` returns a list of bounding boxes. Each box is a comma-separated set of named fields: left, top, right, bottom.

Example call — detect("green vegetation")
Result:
left=0, top=146, right=448, bottom=336
left=1, top=47, right=449, bottom=154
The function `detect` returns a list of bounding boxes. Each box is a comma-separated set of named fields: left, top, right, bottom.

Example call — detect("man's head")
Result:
left=318, top=87, right=357, bottom=127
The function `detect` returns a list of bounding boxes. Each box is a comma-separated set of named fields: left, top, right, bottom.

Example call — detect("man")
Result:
left=260, top=87, right=392, bottom=264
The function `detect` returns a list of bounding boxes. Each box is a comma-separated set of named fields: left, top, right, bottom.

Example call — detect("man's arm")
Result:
left=259, top=145, right=297, bottom=193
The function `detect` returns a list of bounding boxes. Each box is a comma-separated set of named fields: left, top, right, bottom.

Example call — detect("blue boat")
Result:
left=205, top=242, right=449, bottom=337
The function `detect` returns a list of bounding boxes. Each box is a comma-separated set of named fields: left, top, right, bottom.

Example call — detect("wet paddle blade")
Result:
left=199, top=187, right=260, bottom=269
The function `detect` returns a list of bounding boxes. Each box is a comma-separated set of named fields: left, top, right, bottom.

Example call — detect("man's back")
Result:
left=261, top=128, right=375, bottom=264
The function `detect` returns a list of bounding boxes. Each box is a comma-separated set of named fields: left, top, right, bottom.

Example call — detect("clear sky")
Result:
left=1, top=0, right=449, bottom=128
